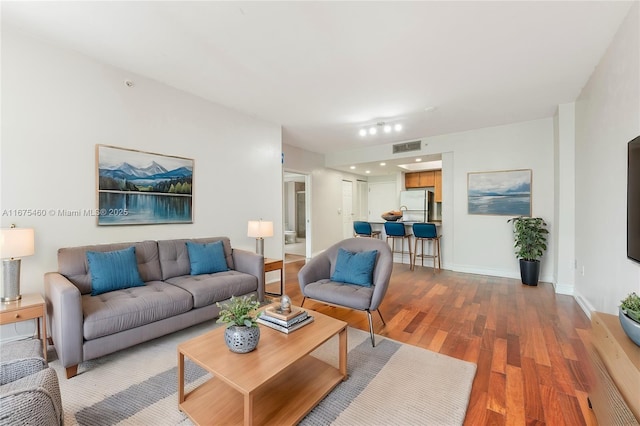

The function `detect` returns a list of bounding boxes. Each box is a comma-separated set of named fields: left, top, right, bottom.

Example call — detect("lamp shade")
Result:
left=247, top=220, right=274, bottom=238
left=0, top=228, right=35, bottom=259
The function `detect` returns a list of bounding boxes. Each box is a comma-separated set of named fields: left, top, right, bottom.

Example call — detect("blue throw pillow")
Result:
left=331, top=248, right=378, bottom=287
left=87, top=246, right=145, bottom=296
left=186, top=240, right=229, bottom=275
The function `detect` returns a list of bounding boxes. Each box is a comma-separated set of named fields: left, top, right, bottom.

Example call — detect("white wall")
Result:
left=1, top=29, right=283, bottom=304
left=426, top=119, right=555, bottom=280
left=574, top=4, right=640, bottom=315
left=553, top=103, right=576, bottom=295
left=282, top=143, right=365, bottom=256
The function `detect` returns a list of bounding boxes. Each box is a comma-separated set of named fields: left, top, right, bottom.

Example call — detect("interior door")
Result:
left=296, top=191, right=306, bottom=238
left=342, top=180, right=354, bottom=239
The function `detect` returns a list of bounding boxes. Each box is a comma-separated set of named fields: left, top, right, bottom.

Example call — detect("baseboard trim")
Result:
left=573, top=290, right=595, bottom=320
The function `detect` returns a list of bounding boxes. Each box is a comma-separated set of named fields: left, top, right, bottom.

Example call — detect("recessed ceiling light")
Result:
left=380, top=162, right=386, bottom=166
left=359, top=129, right=367, bottom=137
left=394, top=124, right=402, bottom=132
left=365, top=170, right=371, bottom=174
left=350, top=165, right=356, bottom=170
left=424, top=106, right=437, bottom=112
left=383, top=125, right=392, bottom=133
left=369, top=127, right=377, bottom=135
left=415, top=158, right=422, bottom=162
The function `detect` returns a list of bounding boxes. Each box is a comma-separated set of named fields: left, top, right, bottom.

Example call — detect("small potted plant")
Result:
left=507, top=216, right=549, bottom=286
left=619, top=292, right=640, bottom=346
left=216, top=295, right=261, bottom=353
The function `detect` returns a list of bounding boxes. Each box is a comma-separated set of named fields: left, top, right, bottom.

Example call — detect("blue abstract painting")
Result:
left=468, top=169, right=531, bottom=216
left=96, top=145, right=193, bottom=225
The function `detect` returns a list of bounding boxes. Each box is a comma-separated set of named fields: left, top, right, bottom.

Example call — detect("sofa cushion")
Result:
left=158, top=238, right=234, bottom=280
left=330, top=248, right=378, bottom=287
left=87, top=246, right=145, bottom=296
left=165, top=271, right=257, bottom=309
left=58, top=240, right=162, bottom=295
left=82, top=281, right=193, bottom=340
left=186, top=241, right=229, bottom=275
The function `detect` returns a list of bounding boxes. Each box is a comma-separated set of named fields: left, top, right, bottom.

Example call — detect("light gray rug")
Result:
left=48, top=321, right=476, bottom=425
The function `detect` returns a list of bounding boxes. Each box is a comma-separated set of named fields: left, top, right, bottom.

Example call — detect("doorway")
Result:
left=284, top=171, right=310, bottom=261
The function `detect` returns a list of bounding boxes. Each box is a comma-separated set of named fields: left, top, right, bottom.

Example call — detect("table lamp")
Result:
left=1, top=225, right=35, bottom=302
left=247, top=220, right=273, bottom=256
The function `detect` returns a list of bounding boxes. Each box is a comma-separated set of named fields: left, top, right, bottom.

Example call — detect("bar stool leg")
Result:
left=412, top=238, right=418, bottom=270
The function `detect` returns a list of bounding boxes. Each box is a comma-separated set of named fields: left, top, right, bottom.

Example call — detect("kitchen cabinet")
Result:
left=405, top=170, right=443, bottom=202
left=434, top=170, right=442, bottom=202
left=405, top=171, right=435, bottom=188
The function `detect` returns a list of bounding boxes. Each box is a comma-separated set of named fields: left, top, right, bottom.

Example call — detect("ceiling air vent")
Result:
left=392, top=140, right=421, bottom=154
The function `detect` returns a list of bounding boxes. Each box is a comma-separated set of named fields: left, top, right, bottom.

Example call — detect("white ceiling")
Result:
left=2, top=1, right=634, bottom=174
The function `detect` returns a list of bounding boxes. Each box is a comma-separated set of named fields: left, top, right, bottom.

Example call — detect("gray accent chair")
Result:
left=298, top=237, right=393, bottom=346
left=0, top=340, right=63, bottom=425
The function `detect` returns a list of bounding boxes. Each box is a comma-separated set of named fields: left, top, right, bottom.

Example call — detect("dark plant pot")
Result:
left=519, top=259, right=540, bottom=286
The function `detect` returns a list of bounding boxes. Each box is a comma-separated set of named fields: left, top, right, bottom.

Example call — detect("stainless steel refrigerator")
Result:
left=400, top=190, right=434, bottom=222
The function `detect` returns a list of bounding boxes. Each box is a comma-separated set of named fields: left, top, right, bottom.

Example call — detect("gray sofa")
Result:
left=44, top=237, right=264, bottom=379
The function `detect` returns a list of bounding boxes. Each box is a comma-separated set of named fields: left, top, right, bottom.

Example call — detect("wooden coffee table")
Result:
left=178, top=309, right=348, bottom=426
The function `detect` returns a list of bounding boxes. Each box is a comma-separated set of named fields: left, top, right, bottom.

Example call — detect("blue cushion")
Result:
left=87, top=246, right=145, bottom=296
left=186, top=240, right=229, bottom=275
left=331, top=248, right=378, bottom=287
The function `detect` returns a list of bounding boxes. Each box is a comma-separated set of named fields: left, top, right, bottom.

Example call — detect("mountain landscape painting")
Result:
left=96, top=145, right=193, bottom=225
left=467, top=169, right=531, bottom=216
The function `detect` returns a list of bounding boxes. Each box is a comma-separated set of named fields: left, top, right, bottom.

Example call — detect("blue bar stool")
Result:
left=411, top=223, right=441, bottom=270
left=384, top=222, right=412, bottom=263
left=353, top=221, right=381, bottom=239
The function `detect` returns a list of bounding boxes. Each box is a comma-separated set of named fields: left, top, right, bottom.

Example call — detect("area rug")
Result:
left=48, top=321, right=476, bottom=425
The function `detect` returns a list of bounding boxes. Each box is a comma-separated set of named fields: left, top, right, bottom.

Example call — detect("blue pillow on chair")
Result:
left=87, top=246, right=145, bottom=296
left=186, top=240, right=229, bottom=275
left=331, top=248, right=378, bottom=287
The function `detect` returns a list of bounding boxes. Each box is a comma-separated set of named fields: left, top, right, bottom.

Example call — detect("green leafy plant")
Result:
left=507, top=217, right=549, bottom=261
left=621, top=292, right=640, bottom=324
left=216, top=295, right=261, bottom=328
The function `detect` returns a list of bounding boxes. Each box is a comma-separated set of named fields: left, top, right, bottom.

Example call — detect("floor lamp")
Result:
left=1, top=225, right=35, bottom=302
left=247, top=220, right=273, bottom=256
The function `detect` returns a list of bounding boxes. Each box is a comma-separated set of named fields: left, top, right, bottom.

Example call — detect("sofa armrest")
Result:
left=232, top=249, right=265, bottom=302
left=44, top=272, right=83, bottom=371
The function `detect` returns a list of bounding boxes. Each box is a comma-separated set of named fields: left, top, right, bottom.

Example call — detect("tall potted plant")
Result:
left=507, top=217, right=549, bottom=286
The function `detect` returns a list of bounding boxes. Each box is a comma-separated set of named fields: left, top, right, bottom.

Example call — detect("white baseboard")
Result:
left=573, top=290, right=595, bottom=320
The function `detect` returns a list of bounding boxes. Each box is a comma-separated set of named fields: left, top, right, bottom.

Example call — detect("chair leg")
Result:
left=301, top=297, right=306, bottom=307
left=367, top=310, right=376, bottom=347
left=377, top=309, right=386, bottom=325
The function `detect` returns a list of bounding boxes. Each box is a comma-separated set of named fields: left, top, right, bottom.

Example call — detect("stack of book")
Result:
left=257, top=306, right=314, bottom=334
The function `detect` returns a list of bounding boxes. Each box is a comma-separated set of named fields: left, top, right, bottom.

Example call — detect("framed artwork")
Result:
left=96, top=145, right=194, bottom=225
left=467, top=169, right=531, bottom=216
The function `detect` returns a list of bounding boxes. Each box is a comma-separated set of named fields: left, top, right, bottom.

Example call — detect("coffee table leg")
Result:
left=339, top=328, right=347, bottom=380
left=244, top=393, right=254, bottom=426
left=178, top=352, right=185, bottom=404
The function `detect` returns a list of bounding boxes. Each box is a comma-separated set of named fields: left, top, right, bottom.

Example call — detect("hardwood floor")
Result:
left=278, top=260, right=598, bottom=426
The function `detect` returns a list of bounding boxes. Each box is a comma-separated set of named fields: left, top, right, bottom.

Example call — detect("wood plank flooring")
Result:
left=272, top=260, right=598, bottom=426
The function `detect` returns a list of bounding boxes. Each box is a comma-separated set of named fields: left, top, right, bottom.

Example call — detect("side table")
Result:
left=0, top=293, right=47, bottom=361
left=264, top=258, right=284, bottom=297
